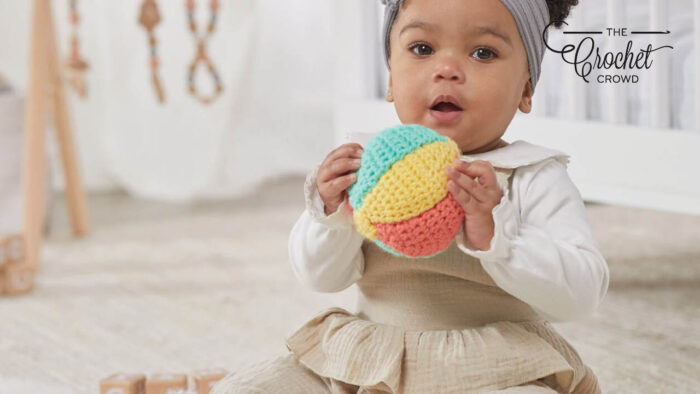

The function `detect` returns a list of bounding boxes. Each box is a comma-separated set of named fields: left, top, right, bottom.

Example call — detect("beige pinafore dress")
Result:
left=284, top=166, right=601, bottom=394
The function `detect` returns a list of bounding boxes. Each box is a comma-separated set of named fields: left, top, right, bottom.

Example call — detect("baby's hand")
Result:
left=445, top=159, right=504, bottom=251
left=317, top=143, right=364, bottom=216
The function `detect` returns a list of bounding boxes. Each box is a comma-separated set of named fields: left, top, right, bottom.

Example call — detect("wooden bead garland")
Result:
left=66, top=0, right=89, bottom=98
left=138, top=0, right=166, bottom=103
left=186, top=0, right=223, bottom=105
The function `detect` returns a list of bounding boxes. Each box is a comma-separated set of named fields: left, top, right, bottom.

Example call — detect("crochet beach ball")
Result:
left=347, top=124, right=465, bottom=258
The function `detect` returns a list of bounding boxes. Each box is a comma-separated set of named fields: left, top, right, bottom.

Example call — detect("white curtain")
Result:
left=0, top=0, right=344, bottom=203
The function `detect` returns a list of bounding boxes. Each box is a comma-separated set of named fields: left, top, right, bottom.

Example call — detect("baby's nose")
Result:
left=433, top=57, right=464, bottom=83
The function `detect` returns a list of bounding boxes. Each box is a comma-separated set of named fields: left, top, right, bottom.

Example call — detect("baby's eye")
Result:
left=409, top=42, right=434, bottom=56
left=472, top=47, right=497, bottom=60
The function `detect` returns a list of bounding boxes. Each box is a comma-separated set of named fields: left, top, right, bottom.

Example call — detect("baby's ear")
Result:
left=518, top=80, right=534, bottom=114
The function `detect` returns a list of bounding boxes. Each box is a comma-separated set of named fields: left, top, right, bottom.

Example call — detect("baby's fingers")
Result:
left=327, top=143, right=364, bottom=163
left=447, top=178, right=479, bottom=213
left=459, top=160, right=497, bottom=189
left=321, top=172, right=358, bottom=197
left=445, top=165, right=488, bottom=203
left=318, top=157, right=361, bottom=184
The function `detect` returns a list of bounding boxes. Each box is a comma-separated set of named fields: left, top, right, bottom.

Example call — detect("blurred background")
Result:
left=0, top=0, right=698, bottom=393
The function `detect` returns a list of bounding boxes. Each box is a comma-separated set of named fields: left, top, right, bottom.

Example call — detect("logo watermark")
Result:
left=543, top=21, right=674, bottom=84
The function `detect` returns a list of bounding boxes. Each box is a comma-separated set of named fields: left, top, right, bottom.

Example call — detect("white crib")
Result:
left=332, top=0, right=700, bottom=216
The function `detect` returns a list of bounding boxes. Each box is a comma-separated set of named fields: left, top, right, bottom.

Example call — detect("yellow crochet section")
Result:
left=354, top=139, right=461, bottom=240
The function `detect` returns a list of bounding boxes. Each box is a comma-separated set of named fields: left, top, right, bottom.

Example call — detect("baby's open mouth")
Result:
left=431, top=102, right=463, bottom=112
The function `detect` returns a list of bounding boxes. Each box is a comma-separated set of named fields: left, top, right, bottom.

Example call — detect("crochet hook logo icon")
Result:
left=543, top=20, right=674, bottom=83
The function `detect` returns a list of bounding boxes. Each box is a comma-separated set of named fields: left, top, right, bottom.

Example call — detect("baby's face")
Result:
left=388, top=0, right=533, bottom=154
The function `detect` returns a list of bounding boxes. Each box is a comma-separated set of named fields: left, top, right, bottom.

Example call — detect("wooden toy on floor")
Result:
left=1, top=234, right=25, bottom=266
left=2, top=264, right=35, bottom=295
left=191, top=368, right=228, bottom=394
left=145, top=373, right=188, bottom=394
left=99, top=369, right=228, bottom=394
left=0, top=234, right=34, bottom=295
left=99, top=373, right=146, bottom=394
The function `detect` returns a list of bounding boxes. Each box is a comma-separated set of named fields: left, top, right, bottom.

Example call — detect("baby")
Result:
left=214, top=0, right=609, bottom=393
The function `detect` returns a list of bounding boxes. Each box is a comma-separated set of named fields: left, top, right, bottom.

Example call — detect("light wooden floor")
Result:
left=0, top=174, right=698, bottom=393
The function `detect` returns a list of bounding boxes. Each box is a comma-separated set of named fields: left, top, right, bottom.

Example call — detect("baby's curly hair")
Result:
left=546, top=0, right=580, bottom=28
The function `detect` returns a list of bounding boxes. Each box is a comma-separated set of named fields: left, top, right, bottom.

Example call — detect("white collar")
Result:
left=459, top=140, right=570, bottom=169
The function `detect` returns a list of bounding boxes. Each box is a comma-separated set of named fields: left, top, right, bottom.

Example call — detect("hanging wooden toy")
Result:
left=186, top=0, right=224, bottom=105
left=66, top=0, right=89, bottom=98
left=138, top=0, right=166, bottom=103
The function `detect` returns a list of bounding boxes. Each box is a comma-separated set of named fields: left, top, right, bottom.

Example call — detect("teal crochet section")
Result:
left=348, top=124, right=446, bottom=210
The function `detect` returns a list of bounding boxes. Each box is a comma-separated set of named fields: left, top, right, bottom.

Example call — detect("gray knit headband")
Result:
left=381, top=0, right=550, bottom=91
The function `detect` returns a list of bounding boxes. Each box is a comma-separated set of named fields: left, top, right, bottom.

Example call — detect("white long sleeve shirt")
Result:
left=288, top=140, right=610, bottom=323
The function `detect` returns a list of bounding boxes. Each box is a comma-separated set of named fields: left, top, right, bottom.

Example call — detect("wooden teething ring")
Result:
left=138, top=0, right=166, bottom=103
left=186, top=0, right=223, bottom=105
left=66, top=0, right=89, bottom=98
